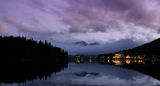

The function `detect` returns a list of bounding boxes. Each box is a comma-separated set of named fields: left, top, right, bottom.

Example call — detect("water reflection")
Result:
left=96, top=54, right=160, bottom=81
left=113, top=60, right=122, bottom=65
left=126, top=60, right=131, bottom=64
left=112, top=59, right=145, bottom=65
left=73, top=55, right=160, bottom=81
left=0, top=62, right=68, bottom=84
left=1, top=55, right=160, bottom=85
left=1, top=63, right=160, bottom=86
left=97, top=58, right=145, bottom=66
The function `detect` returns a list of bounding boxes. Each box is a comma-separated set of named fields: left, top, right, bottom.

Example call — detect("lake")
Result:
left=1, top=63, right=160, bottom=86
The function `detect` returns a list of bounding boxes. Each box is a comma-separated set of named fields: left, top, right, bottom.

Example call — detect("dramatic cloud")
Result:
left=59, top=0, right=158, bottom=32
left=0, top=0, right=160, bottom=54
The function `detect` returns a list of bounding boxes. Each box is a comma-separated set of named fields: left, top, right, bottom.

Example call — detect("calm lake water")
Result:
left=1, top=63, right=160, bottom=86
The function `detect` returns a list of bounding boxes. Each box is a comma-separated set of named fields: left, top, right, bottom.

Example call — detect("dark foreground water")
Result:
left=0, top=63, right=160, bottom=86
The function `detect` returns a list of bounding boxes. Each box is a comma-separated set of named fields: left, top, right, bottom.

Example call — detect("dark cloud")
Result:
left=74, top=41, right=100, bottom=46
left=75, top=41, right=88, bottom=46
left=89, top=42, right=100, bottom=46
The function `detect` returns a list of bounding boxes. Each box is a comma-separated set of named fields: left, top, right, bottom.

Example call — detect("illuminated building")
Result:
left=113, top=53, right=123, bottom=59
left=125, top=55, right=130, bottom=59
left=138, top=56, right=143, bottom=59
left=75, top=55, right=84, bottom=63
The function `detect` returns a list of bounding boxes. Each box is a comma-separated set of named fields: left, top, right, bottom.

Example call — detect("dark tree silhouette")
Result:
left=0, top=36, right=68, bottom=64
left=0, top=36, right=68, bottom=83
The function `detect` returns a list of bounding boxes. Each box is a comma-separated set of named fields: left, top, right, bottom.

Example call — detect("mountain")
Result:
left=119, top=38, right=160, bottom=58
left=98, top=38, right=160, bottom=59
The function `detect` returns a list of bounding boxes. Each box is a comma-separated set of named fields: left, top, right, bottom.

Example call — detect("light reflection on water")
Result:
left=1, top=63, right=160, bottom=86
left=112, top=59, right=144, bottom=66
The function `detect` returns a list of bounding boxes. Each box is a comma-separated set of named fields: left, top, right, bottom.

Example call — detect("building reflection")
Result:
left=113, top=60, right=122, bottom=65
left=125, top=60, right=131, bottom=64
left=105, top=59, right=145, bottom=66
left=138, top=60, right=144, bottom=64
left=89, top=57, right=93, bottom=63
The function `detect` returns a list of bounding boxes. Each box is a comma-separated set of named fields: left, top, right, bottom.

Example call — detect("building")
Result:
left=75, top=55, right=84, bottom=63
left=113, top=53, right=123, bottom=59
left=125, top=55, right=131, bottom=59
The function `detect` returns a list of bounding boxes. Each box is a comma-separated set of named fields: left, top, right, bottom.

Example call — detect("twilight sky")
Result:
left=0, top=0, right=160, bottom=55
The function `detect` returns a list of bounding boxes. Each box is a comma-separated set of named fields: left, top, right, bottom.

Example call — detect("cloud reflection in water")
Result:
left=0, top=63, right=160, bottom=86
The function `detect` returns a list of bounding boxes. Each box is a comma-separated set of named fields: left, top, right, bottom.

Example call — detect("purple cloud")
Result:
left=0, top=0, right=160, bottom=54
left=0, top=21, right=7, bottom=34
left=60, top=0, right=157, bottom=32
